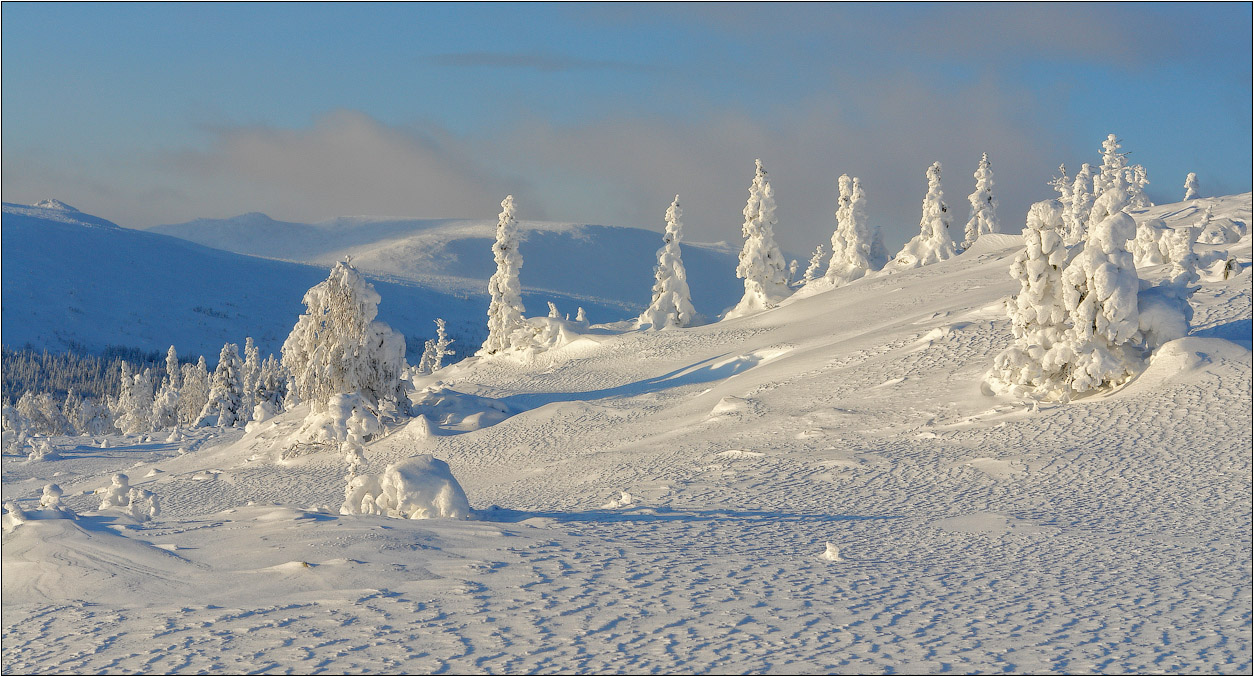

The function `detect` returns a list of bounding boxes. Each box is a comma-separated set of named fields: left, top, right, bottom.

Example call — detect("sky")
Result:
left=2, top=2, right=1251, bottom=254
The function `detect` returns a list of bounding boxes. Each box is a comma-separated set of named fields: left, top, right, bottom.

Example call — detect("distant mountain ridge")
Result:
left=146, top=212, right=745, bottom=317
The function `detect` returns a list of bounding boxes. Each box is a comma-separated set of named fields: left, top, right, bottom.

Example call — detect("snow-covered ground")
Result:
left=3, top=195, right=1251, bottom=674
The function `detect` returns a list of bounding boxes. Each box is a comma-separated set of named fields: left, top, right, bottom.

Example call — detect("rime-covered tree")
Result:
left=985, top=200, right=1072, bottom=398
left=826, top=175, right=876, bottom=284
left=150, top=345, right=182, bottom=430
left=802, top=244, right=825, bottom=284
left=197, top=343, right=246, bottom=427
left=1056, top=211, right=1144, bottom=396
left=1184, top=172, right=1200, bottom=201
left=1137, top=227, right=1200, bottom=350
left=894, top=162, right=957, bottom=268
left=241, top=337, right=261, bottom=417
left=728, top=159, right=790, bottom=317
left=282, top=259, right=408, bottom=412
left=418, top=318, right=455, bottom=372
left=481, top=195, right=527, bottom=354
left=1094, top=133, right=1128, bottom=197
left=253, top=355, right=288, bottom=421
left=164, top=346, right=181, bottom=390
left=962, top=153, right=999, bottom=251
left=1066, top=163, right=1097, bottom=245
left=1050, top=164, right=1072, bottom=202
left=1126, top=165, right=1151, bottom=209
left=114, top=363, right=155, bottom=434
left=178, top=357, right=210, bottom=426
left=638, top=195, right=697, bottom=329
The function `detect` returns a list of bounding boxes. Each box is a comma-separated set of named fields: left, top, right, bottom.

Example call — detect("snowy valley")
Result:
left=2, top=162, right=1250, bottom=674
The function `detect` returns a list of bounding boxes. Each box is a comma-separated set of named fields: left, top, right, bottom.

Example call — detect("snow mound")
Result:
left=342, top=455, right=471, bottom=520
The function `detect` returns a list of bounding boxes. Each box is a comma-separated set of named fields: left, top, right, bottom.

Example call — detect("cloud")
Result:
left=428, top=51, right=654, bottom=73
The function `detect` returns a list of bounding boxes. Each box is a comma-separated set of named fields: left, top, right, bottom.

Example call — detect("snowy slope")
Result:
left=2, top=194, right=1251, bottom=674
left=147, top=213, right=745, bottom=319
left=1, top=202, right=648, bottom=361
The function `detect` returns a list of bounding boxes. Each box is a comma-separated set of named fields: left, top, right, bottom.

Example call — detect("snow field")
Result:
left=2, top=194, right=1252, bottom=673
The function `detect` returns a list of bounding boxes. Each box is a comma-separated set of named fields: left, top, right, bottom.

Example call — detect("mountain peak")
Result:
left=33, top=199, right=80, bottom=212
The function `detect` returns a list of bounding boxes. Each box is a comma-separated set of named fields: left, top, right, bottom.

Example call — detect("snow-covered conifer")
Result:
left=575, top=307, right=588, bottom=325
left=253, top=355, right=288, bottom=421
left=1138, top=227, right=1200, bottom=350
left=61, top=389, right=83, bottom=436
left=417, top=318, right=455, bottom=373
left=826, top=175, right=877, bottom=284
left=962, top=153, right=999, bottom=251
left=164, top=346, right=181, bottom=390
left=1126, top=165, right=1151, bottom=209
left=481, top=195, right=526, bottom=354
left=728, top=160, right=790, bottom=317
left=638, top=196, right=697, bottom=329
left=1095, top=134, right=1128, bottom=196
left=1184, top=172, right=1200, bottom=201
left=178, top=357, right=210, bottom=426
left=197, top=343, right=246, bottom=427
left=802, top=244, right=825, bottom=284
left=985, top=200, right=1071, bottom=398
left=547, top=301, right=561, bottom=319
left=241, top=337, right=261, bottom=418
left=894, top=162, right=956, bottom=268
left=1066, top=163, right=1097, bottom=245
left=150, top=378, right=180, bottom=430
left=281, top=259, right=407, bottom=412
left=1056, top=211, right=1145, bottom=395
left=115, top=365, right=154, bottom=434
left=1050, top=164, right=1072, bottom=202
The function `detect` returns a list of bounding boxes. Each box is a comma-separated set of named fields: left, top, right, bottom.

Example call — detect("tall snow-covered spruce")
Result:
left=726, top=159, right=790, bottom=318
left=894, top=162, right=956, bottom=268
left=962, top=153, right=999, bottom=250
left=638, top=195, right=697, bottom=329
left=281, top=259, right=407, bottom=415
left=985, top=200, right=1071, bottom=399
left=480, top=195, right=526, bottom=354
left=1066, top=163, right=1097, bottom=245
left=825, top=174, right=877, bottom=285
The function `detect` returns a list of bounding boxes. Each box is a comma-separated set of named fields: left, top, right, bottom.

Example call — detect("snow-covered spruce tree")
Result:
left=150, top=345, right=182, bottom=430
left=1184, top=172, right=1200, bottom=201
left=985, top=200, right=1071, bottom=398
left=417, top=318, right=455, bottom=372
left=281, top=259, right=407, bottom=415
left=1050, top=164, right=1072, bottom=202
left=114, top=364, right=154, bottom=434
left=894, top=162, right=957, bottom=268
left=480, top=195, right=527, bottom=354
left=241, top=337, right=261, bottom=418
left=252, top=355, right=288, bottom=422
left=802, top=244, right=825, bottom=284
left=962, top=153, right=999, bottom=251
left=1056, top=211, right=1144, bottom=396
left=197, top=343, right=246, bottom=428
left=638, top=195, right=697, bottom=329
left=1137, top=226, right=1200, bottom=350
left=1066, top=163, right=1097, bottom=245
left=727, top=159, right=790, bottom=317
left=178, top=357, right=210, bottom=426
left=826, top=175, right=877, bottom=285
left=1126, top=165, right=1152, bottom=209
left=1094, top=133, right=1128, bottom=197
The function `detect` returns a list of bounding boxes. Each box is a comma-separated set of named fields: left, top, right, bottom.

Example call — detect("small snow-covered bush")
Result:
left=27, top=439, right=59, bottom=462
left=342, top=454, right=470, bottom=520
left=97, top=473, right=160, bottom=521
left=1129, top=218, right=1172, bottom=267
left=1184, top=172, right=1200, bottom=201
left=1138, top=228, right=1200, bottom=350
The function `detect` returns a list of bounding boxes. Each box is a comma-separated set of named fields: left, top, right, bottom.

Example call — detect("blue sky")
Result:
left=3, top=2, right=1250, bottom=253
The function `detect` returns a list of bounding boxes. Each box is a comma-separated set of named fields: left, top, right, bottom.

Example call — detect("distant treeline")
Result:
left=1, top=345, right=172, bottom=402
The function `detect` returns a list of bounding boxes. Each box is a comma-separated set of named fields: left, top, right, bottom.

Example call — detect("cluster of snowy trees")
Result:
left=987, top=135, right=1204, bottom=400
left=2, top=339, right=293, bottom=451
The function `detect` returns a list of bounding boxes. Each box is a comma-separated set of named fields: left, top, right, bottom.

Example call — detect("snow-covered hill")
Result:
left=146, top=212, right=745, bottom=318
left=0, top=202, right=665, bottom=362
left=3, top=195, right=1249, bottom=673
